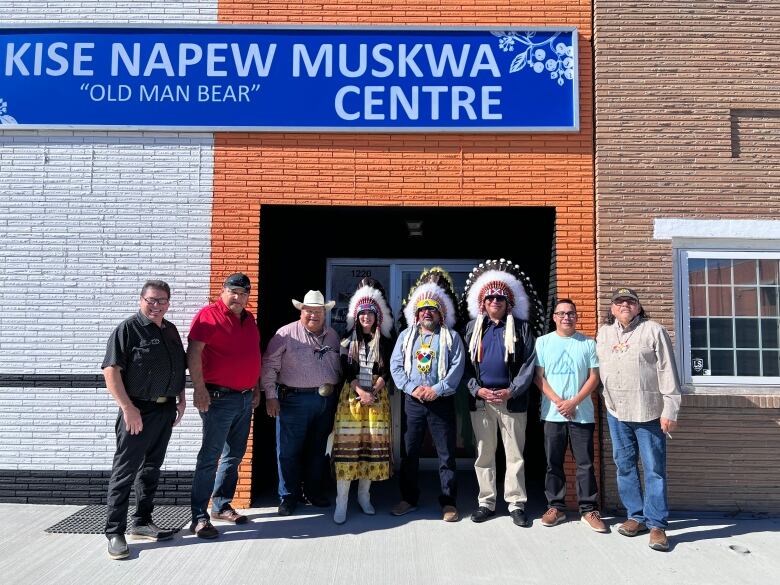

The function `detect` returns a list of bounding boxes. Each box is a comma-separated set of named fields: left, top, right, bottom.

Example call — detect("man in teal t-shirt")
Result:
left=534, top=299, right=606, bottom=533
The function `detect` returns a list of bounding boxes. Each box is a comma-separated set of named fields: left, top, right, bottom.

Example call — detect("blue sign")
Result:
left=0, top=26, right=579, bottom=132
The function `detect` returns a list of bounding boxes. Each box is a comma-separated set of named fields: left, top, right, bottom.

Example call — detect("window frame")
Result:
left=676, top=247, right=780, bottom=387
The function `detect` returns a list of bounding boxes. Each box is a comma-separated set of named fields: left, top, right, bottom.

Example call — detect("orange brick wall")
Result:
left=214, top=1, right=595, bottom=508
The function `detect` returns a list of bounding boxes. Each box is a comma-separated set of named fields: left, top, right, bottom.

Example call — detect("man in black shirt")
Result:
left=102, top=280, right=187, bottom=559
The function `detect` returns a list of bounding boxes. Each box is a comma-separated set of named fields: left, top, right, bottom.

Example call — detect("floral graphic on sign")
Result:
left=0, top=99, right=17, bottom=124
left=491, top=31, right=575, bottom=86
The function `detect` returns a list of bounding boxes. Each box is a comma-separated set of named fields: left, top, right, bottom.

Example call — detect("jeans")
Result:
left=607, top=412, right=668, bottom=529
left=543, top=420, right=598, bottom=514
left=105, top=400, right=175, bottom=535
left=190, top=390, right=253, bottom=522
left=276, top=390, right=335, bottom=501
left=400, top=394, right=457, bottom=508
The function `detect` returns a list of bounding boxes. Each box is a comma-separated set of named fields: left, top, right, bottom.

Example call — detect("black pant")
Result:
left=543, top=420, right=598, bottom=514
left=400, top=394, right=457, bottom=508
left=105, top=400, right=175, bottom=536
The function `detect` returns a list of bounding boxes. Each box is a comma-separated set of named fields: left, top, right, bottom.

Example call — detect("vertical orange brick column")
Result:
left=207, top=206, right=260, bottom=508
left=215, top=1, right=595, bottom=509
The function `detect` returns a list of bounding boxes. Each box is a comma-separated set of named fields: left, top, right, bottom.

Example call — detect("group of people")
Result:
left=101, top=263, right=681, bottom=560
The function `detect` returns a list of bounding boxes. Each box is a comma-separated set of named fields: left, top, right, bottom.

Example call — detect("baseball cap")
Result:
left=611, top=287, right=639, bottom=303
left=224, top=273, right=251, bottom=292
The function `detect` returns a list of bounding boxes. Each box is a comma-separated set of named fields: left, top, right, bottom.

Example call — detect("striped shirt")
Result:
left=261, top=320, right=341, bottom=399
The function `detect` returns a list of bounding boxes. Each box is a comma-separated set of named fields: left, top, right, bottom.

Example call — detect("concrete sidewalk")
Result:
left=1, top=477, right=778, bottom=585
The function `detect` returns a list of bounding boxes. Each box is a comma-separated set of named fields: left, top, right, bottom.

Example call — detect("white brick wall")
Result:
left=0, top=132, right=214, bottom=374
left=0, top=3, right=218, bottom=474
left=5, top=1, right=218, bottom=24
left=0, top=387, right=200, bottom=471
left=0, top=132, right=214, bottom=470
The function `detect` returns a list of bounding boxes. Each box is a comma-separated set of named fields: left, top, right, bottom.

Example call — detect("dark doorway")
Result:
left=253, top=205, right=555, bottom=501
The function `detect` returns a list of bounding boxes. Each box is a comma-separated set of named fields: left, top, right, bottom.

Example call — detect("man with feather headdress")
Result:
left=390, top=268, right=465, bottom=522
left=462, top=259, right=540, bottom=527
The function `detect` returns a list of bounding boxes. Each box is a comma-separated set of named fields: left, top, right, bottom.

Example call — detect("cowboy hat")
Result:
left=292, top=290, right=336, bottom=311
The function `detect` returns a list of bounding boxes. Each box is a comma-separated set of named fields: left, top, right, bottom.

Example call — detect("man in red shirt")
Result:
left=187, top=273, right=261, bottom=538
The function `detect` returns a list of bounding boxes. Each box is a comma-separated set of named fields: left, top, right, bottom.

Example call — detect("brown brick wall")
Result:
left=595, top=2, right=780, bottom=514
left=594, top=1, right=780, bottom=331
left=215, top=1, right=595, bottom=507
left=602, top=395, right=780, bottom=514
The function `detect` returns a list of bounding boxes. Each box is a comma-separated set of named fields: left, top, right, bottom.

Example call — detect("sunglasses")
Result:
left=484, top=295, right=507, bottom=302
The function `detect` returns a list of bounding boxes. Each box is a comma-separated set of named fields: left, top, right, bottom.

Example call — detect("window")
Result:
left=680, top=251, right=780, bottom=384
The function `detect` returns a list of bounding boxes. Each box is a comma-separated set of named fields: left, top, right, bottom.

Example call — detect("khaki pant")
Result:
left=470, top=402, right=527, bottom=511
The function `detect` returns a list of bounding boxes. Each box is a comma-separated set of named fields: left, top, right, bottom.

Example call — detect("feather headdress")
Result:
left=402, top=267, right=459, bottom=330
left=462, top=259, right=545, bottom=363
left=345, top=283, right=394, bottom=339
left=399, top=267, right=460, bottom=381
left=341, top=278, right=394, bottom=366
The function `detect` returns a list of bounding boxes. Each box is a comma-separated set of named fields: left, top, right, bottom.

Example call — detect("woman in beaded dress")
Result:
left=331, top=278, right=394, bottom=524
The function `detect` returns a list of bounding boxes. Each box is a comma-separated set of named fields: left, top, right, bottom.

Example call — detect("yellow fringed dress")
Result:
left=332, top=335, right=393, bottom=481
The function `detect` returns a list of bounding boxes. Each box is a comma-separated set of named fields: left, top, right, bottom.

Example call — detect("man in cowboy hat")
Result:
left=390, top=269, right=465, bottom=522
left=188, top=273, right=262, bottom=539
left=262, top=290, right=342, bottom=516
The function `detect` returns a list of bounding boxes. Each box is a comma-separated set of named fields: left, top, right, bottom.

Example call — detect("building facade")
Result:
left=0, top=0, right=595, bottom=509
left=2, top=0, right=777, bottom=515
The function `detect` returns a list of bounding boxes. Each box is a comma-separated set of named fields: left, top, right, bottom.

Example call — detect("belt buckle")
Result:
left=155, top=396, right=167, bottom=404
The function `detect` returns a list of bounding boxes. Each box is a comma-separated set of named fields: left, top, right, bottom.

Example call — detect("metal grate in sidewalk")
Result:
left=44, top=505, right=190, bottom=534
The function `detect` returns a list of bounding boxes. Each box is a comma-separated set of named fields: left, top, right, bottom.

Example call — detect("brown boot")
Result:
left=618, top=518, right=649, bottom=537
left=391, top=501, right=417, bottom=516
left=442, top=505, right=460, bottom=522
left=649, top=528, right=669, bottom=551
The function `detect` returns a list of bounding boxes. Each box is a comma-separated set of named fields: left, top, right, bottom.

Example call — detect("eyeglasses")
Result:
left=419, top=308, right=437, bottom=314
left=302, top=308, right=324, bottom=315
left=142, top=297, right=169, bottom=306
left=553, top=311, right=577, bottom=319
left=613, top=298, right=638, bottom=306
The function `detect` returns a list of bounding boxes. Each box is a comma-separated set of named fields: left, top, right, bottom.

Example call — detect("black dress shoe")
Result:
left=128, top=522, right=174, bottom=541
left=278, top=498, right=297, bottom=516
left=306, top=494, right=331, bottom=508
left=470, top=506, right=496, bottom=523
left=510, top=509, right=530, bottom=527
left=107, top=534, right=129, bottom=559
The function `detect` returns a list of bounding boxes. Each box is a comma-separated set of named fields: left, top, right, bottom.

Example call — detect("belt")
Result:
left=206, top=383, right=253, bottom=397
left=281, top=385, right=318, bottom=393
left=131, top=396, right=173, bottom=404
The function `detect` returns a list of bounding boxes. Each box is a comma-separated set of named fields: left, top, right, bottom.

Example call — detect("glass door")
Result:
left=328, top=262, right=392, bottom=337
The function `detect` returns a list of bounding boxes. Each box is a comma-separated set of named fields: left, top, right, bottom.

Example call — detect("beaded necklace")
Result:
left=416, top=332, right=436, bottom=374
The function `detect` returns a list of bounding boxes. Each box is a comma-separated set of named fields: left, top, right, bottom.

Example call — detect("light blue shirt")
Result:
left=535, top=331, right=598, bottom=423
left=390, top=327, right=465, bottom=398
